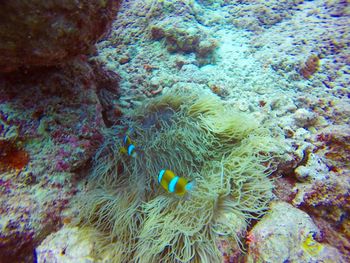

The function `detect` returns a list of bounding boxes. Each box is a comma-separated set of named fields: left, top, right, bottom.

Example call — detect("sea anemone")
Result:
left=76, top=86, right=284, bottom=262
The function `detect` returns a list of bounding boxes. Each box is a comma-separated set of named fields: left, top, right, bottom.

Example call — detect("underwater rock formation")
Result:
left=291, top=123, right=350, bottom=260
left=314, top=124, right=350, bottom=169
left=295, top=172, right=350, bottom=254
left=247, top=201, right=345, bottom=262
left=76, top=87, right=285, bottom=262
left=272, top=96, right=350, bottom=261
left=0, top=1, right=122, bottom=261
left=0, top=0, right=120, bottom=72
left=36, top=227, right=99, bottom=263
left=229, top=0, right=305, bottom=32
left=250, top=0, right=349, bottom=90
left=0, top=59, right=120, bottom=262
left=150, top=19, right=218, bottom=66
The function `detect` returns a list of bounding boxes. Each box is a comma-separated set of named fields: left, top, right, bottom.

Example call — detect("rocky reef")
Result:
left=0, top=1, right=120, bottom=72
left=247, top=201, right=344, bottom=262
left=0, top=59, right=122, bottom=262
left=0, top=1, right=121, bottom=262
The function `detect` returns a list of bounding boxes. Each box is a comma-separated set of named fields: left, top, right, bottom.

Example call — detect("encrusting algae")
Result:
left=301, top=233, right=324, bottom=257
left=75, top=87, right=285, bottom=262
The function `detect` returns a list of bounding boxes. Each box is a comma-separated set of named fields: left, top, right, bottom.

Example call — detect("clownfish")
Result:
left=158, top=169, right=195, bottom=196
left=120, top=135, right=137, bottom=157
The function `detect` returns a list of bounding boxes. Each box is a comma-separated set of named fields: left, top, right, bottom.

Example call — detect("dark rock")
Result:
left=0, top=0, right=120, bottom=72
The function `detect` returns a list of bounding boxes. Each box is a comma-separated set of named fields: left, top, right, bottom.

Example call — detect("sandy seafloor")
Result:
left=0, top=0, right=349, bottom=262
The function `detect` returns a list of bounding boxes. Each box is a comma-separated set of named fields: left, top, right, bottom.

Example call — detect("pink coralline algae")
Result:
left=0, top=184, right=73, bottom=263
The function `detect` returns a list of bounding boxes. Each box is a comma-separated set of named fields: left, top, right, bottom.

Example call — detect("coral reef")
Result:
left=0, top=0, right=347, bottom=262
left=246, top=201, right=345, bottom=262
left=90, top=1, right=350, bottom=260
left=0, top=59, right=120, bottom=262
left=150, top=19, right=218, bottom=65
left=272, top=97, right=350, bottom=260
left=315, top=124, right=350, bottom=169
left=251, top=0, right=349, bottom=90
left=0, top=0, right=121, bottom=260
left=291, top=124, right=350, bottom=259
left=0, top=0, right=120, bottom=72
left=228, top=0, right=305, bottom=32
left=36, top=226, right=100, bottom=263
left=76, top=87, right=284, bottom=262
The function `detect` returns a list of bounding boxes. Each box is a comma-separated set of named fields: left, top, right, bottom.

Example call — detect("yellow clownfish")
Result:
left=158, top=169, right=195, bottom=196
left=120, top=135, right=137, bottom=157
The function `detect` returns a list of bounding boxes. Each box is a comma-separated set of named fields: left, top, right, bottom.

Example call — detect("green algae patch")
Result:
left=76, top=87, right=284, bottom=262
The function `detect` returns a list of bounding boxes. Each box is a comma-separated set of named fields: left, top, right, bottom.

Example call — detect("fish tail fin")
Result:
left=185, top=180, right=196, bottom=192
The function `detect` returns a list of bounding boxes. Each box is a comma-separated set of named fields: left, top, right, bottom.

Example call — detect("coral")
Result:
left=0, top=58, right=117, bottom=261
left=300, top=178, right=350, bottom=222
left=294, top=173, right=350, bottom=260
left=293, top=108, right=318, bottom=128
left=0, top=58, right=113, bottom=173
left=294, top=153, right=329, bottom=182
left=208, top=83, right=229, bottom=98
left=246, top=201, right=345, bottom=262
left=0, top=175, right=75, bottom=262
left=0, top=0, right=120, bottom=72
left=288, top=113, right=350, bottom=260
left=76, top=87, right=284, bottom=262
left=250, top=0, right=349, bottom=89
left=299, top=54, right=320, bottom=79
left=230, top=0, right=304, bottom=32
left=36, top=226, right=101, bottom=263
left=150, top=19, right=218, bottom=66
left=314, top=125, right=350, bottom=169
left=216, top=237, right=245, bottom=262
